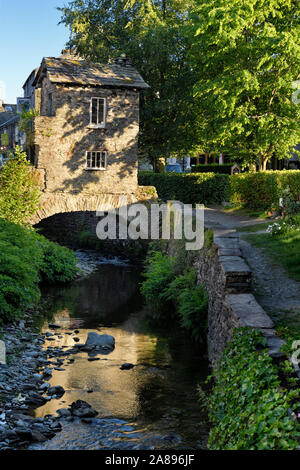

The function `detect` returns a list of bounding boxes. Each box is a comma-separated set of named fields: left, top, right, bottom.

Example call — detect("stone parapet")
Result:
left=195, top=232, right=285, bottom=367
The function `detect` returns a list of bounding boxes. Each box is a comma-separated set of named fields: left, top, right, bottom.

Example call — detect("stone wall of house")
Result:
left=194, top=233, right=284, bottom=368
left=33, top=76, right=139, bottom=196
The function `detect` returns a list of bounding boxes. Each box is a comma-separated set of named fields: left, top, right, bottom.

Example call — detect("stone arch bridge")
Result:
left=29, top=191, right=140, bottom=226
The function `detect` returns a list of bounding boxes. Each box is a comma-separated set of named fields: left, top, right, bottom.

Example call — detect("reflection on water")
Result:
left=40, top=263, right=142, bottom=328
left=33, top=259, right=209, bottom=449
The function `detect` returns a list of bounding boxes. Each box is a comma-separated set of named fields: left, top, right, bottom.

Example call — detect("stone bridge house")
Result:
left=29, top=50, right=151, bottom=227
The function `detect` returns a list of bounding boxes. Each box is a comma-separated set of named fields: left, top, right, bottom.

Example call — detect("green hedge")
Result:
left=191, top=163, right=233, bottom=174
left=230, top=171, right=300, bottom=210
left=138, top=170, right=300, bottom=210
left=138, top=171, right=230, bottom=205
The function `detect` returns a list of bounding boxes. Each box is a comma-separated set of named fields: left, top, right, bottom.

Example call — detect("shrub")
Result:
left=229, top=171, right=300, bottom=211
left=0, top=146, right=40, bottom=225
left=140, top=251, right=176, bottom=318
left=138, top=171, right=230, bottom=205
left=191, top=163, right=233, bottom=174
left=36, top=235, right=78, bottom=284
left=0, top=218, right=78, bottom=323
left=140, top=245, right=208, bottom=339
left=164, top=269, right=208, bottom=341
left=0, top=219, right=42, bottom=323
left=139, top=170, right=300, bottom=211
left=207, top=328, right=300, bottom=450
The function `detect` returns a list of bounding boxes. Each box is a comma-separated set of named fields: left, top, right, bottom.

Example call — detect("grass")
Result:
left=221, top=205, right=270, bottom=219
left=238, top=221, right=275, bottom=233
left=243, top=230, right=300, bottom=282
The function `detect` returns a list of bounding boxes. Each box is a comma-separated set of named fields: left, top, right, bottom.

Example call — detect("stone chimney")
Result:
left=60, top=48, right=82, bottom=60
left=114, top=55, right=132, bottom=67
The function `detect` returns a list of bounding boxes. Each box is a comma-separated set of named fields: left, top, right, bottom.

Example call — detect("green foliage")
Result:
left=140, top=251, right=176, bottom=317
left=230, top=171, right=279, bottom=210
left=35, top=236, right=78, bottom=284
left=280, top=187, right=300, bottom=217
left=18, top=109, right=39, bottom=148
left=0, top=218, right=78, bottom=324
left=139, top=170, right=300, bottom=211
left=0, top=219, right=42, bottom=323
left=164, top=269, right=208, bottom=341
left=190, top=0, right=300, bottom=170
left=140, top=244, right=208, bottom=340
left=191, top=164, right=233, bottom=174
left=204, top=229, right=214, bottom=248
left=230, top=171, right=300, bottom=210
left=138, top=171, right=230, bottom=204
left=207, top=328, right=300, bottom=450
left=60, top=0, right=300, bottom=168
left=0, top=146, right=40, bottom=225
left=244, top=225, right=300, bottom=282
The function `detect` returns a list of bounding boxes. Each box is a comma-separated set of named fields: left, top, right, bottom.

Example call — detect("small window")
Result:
left=86, top=151, right=107, bottom=170
left=90, top=97, right=106, bottom=127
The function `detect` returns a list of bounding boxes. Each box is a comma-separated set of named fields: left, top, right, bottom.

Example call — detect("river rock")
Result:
left=120, top=363, right=135, bottom=370
left=47, top=386, right=65, bottom=398
left=0, top=341, right=6, bottom=365
left=42, top=368, right=52, bottom=379
left=48, top=324, right=61, bottom=329
left=56, top=408, right=71, bottom=418
left=70, top=400, right=98, bottom=418
left=84, top=333, right=115, bottom=351
left=25, top=391, right=47, bottom=407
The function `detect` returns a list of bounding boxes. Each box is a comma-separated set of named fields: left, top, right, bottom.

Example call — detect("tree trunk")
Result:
left=258, top=154, right=269, bottom=171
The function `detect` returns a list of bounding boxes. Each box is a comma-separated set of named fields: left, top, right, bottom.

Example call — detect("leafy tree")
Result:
left=59, top=0, right=199, bottom=167
left=190, top=0, right=300, bottom=170
left=0, top=146, right=40, bottom=225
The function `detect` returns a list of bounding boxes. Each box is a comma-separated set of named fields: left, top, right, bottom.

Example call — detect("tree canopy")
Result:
left=59, top=0, right=300, bottom=170
left=190, top=0, right=300, bottom=170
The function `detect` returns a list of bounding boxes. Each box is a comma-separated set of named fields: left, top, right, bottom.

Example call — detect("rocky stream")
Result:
left=0, top=251, right=209, bottom=450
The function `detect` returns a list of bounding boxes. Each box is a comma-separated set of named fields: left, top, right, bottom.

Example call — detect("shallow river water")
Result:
left=30, top=252, right=209, bottom=450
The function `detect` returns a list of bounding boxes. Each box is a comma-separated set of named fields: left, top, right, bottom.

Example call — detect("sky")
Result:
left=0, top=0, right=70, bottom=103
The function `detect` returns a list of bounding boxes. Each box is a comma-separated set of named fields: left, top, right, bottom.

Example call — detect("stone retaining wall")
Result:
left=194, top=232, right=285, bottom=367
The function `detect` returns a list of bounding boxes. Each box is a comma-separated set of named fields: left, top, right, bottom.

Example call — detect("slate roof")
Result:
left=33, top=56, right=150, bottom=90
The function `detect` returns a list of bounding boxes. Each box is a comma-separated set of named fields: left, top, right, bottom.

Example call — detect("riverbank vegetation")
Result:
left=0, top=218, right=78, bottom=324
left=205, top=328, right=300, bottom=450
left=0, top=146, right=40, bottom=226
left=0, top=148, right=78, bottom=324
left=140, top=239, right=208, bottom=341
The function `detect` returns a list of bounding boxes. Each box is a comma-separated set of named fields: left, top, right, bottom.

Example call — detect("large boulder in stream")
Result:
left=70, top=400, right=98, bottom=418
left=84, top=332, right=115, bottom=353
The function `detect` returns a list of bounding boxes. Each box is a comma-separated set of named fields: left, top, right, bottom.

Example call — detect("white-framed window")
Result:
left=89, top=97, right=107, bottom=128
left=86, top=151, right=107, bottom=170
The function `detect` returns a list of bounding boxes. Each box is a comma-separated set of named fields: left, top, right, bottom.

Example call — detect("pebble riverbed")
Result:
left=0, top=251, right=209, bottom=450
